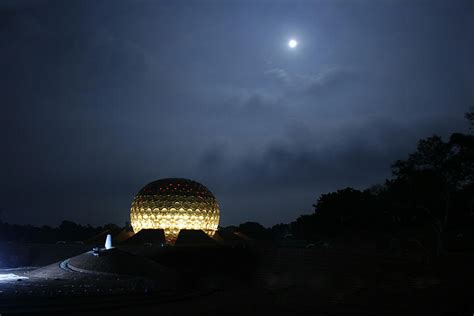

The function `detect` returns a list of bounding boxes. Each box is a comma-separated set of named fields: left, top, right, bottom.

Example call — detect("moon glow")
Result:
left=288, top=39, right=298, bottom=48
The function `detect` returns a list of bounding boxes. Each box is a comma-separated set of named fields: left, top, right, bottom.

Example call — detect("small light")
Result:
left=0, top=274, right=28, bottom=282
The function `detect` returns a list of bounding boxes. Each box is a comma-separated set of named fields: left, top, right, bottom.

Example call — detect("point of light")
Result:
left=288, top=39, right=298, bottom=48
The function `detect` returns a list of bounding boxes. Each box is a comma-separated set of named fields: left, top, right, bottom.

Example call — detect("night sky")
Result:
left=1, top=0, right=473, bottom=227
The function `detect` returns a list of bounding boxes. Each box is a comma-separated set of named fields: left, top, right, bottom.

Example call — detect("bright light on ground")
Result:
left=0, top=273, right=28, bottom=282
left=288, top=39, right=298, bottom=48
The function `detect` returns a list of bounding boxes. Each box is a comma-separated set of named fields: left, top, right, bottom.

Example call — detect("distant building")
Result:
left=130, top=178, right=220, bottom=244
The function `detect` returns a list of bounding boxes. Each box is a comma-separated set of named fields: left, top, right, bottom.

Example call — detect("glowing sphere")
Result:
left=130, top=178, right=220, bottom=244
left=288, top=39, right=298, bottom=48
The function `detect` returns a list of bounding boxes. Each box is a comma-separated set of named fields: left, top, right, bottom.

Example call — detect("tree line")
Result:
left=0, top=220, right=121, bottom=243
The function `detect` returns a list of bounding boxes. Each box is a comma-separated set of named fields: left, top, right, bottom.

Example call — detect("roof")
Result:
left=175, top=229, right=217, bottom=246
left=120, top=229, right=166, bottom=246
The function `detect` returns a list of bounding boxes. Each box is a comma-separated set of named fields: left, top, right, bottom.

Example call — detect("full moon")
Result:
left=288, top=39, right=298, bottom=48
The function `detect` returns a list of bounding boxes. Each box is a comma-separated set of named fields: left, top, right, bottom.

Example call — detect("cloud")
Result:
left=264, top=66, right=359, bottom=94
left=300, top=66, right=358, bottom=91
left=198, top=142, right=229, bottom=172
left=191, top=115, right=417, bottom=226
left=195, top=113, right=455, bottom=198
left=264, top=68, right=291, bottom=85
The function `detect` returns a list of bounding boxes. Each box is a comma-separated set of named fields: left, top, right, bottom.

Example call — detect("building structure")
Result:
left=130, top=178, right=220, bottom=244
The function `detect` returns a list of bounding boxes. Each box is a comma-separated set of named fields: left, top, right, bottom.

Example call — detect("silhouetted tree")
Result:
left=292, top=213, right=318, bottom=241
left=238, top=222, right=271, bottom=240
left=388, top=112, right=474, bottom=255
left=295, top=109, right=474, bottom=254
left=269, top=223, right=292, bottom=240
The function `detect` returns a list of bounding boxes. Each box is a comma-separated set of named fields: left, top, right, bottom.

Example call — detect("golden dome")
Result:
left=130, top=178, right=220, bottom=244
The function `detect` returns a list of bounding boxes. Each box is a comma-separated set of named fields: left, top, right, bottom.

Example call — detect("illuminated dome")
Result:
left=130, top=178, right=220, bottom=244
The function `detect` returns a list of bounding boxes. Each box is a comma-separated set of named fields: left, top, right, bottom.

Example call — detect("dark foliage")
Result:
left=0, top=220, right=120, bottom=243
left=237, top=222, right=272, bottom=240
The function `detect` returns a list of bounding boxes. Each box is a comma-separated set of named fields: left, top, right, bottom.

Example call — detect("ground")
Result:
left=1, top=245, right=474, bottom=315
